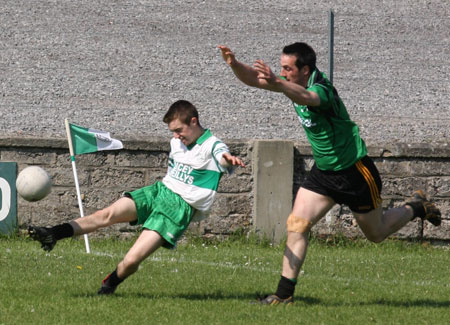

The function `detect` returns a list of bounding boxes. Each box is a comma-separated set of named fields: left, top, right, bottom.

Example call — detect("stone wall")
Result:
left=0, top=137, right=253, bottom=240
left=0, top=137, right=448, bottom=242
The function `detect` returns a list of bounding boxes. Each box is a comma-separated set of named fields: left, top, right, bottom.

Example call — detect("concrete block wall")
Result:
left=0, top=137, right=449, bottom=242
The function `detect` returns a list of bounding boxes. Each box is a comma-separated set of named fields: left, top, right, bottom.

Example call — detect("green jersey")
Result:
left=293, top=69, right=367, bottom=171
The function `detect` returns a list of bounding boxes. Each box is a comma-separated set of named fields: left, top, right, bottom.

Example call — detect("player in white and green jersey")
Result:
left=28, top=100, right=245, bottom=295
left=162, top=128, right=232, bottom=222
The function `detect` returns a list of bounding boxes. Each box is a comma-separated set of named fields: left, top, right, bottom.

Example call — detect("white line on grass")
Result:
left=92, top=250, right=280, bottom=274
left=23, top=246, right=448, bottom=288
left=91, top=250, right=448, bottom=288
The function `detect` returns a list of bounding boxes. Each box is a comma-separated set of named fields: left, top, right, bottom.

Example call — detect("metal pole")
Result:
left=328, top=9, right=334, bottom=83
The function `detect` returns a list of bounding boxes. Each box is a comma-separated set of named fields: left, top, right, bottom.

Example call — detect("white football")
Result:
left=16, top=166, right=52, bottom=202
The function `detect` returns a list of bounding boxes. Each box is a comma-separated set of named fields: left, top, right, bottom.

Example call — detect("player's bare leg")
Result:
left=70, top=197, right=138, bottom=235
left=354, top=190, right=441, bottom=243
left=353, top=206, right=413, bottom=243
left=117, top=229, right=164, bottom=278
left=29, top=197, right=137, bottom=252
left=282, top=188, right=335, bottom=278
left=258, top=188, right=335, bottom=305
left=98, top=229, right=165, bottom=294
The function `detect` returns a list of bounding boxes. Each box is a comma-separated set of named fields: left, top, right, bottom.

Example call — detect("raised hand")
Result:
left=253, top=59, right=277, bottom=84
left=218, top=45, right=237, bottom=66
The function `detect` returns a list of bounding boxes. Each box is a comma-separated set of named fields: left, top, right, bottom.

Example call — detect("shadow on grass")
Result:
left=364, top=298, right=450, bottom=308
left=73, top=291, right=322, bottom=305
left=145, top=293, right=322, bottom=305
left=313, top=298, right=450, bottom=308
left=73, top=292, right=448, bottom=309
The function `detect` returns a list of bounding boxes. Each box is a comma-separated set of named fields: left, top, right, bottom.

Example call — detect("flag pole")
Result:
left=65, top=119, right=91, bottom=253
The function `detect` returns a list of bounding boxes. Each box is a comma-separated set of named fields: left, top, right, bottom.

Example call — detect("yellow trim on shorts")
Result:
left=355, top=160, right=380, bottom=209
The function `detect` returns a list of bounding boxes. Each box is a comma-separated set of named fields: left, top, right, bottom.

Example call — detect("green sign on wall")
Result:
left=0, top=162, right=17, bottom=235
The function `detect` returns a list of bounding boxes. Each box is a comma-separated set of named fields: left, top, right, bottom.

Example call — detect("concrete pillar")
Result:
left=252, top=140, right=294, bottom=243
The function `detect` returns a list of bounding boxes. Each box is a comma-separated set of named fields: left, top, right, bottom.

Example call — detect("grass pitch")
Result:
left=0, top=235, right=449, bottom=324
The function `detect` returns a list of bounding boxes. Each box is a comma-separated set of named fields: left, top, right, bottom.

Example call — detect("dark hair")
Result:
left=282, top=42, right=316, bottom=72
left=163, top=100, right=199, bottom=125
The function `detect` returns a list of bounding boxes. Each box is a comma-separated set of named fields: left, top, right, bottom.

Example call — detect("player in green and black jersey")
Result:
left=219, top=42, right=441, bottom=305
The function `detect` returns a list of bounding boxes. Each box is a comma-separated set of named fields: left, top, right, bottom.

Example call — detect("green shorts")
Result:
left=125, top=181, right=193, bottom=248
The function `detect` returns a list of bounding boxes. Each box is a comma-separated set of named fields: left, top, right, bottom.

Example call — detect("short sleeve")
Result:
left=212, top=141, right=233, bottom=174
left=308, top=84, right=332, bottom=110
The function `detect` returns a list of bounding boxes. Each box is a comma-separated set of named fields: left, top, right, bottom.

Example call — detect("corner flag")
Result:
left=64, top=119, right=123, bottom=253
left=69, top=123, right=123, bottom=155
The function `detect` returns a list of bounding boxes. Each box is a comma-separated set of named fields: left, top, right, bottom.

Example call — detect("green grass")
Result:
left=0, top=235, right=449, bottom=324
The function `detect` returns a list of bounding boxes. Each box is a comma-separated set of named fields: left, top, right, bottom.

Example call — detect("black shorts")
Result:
left=302, top=156, right=382, bottom=213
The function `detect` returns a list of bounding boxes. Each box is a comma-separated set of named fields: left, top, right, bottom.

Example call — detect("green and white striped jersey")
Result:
left=162, top=129, right=231, bottom=221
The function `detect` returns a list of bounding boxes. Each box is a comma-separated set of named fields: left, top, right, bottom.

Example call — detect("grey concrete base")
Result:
left=252, top=140, right=294, bottom=243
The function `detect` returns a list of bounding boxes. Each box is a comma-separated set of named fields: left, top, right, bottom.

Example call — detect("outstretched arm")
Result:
left=253, top=59, right=320, bottom=106
left=220, top=152, right=245, bottom=168
left=218, top=45, right=279, bottom=91
left=219, top=45, right=319, bottom=106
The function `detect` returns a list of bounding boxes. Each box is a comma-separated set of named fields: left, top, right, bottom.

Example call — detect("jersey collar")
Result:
left=187, top=129, right=212, bottom=149
left=307, top=69, right=318, bottom=88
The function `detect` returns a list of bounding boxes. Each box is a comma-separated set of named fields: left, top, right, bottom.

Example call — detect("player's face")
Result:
left=280, top=54, right=309, bottom=87
left=168, top=117, right=198, bottom=146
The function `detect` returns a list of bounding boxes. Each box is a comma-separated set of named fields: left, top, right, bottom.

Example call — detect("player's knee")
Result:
left=286, top=214, right=313, bottom=234
left=93, top=207, right=115, bottom=227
